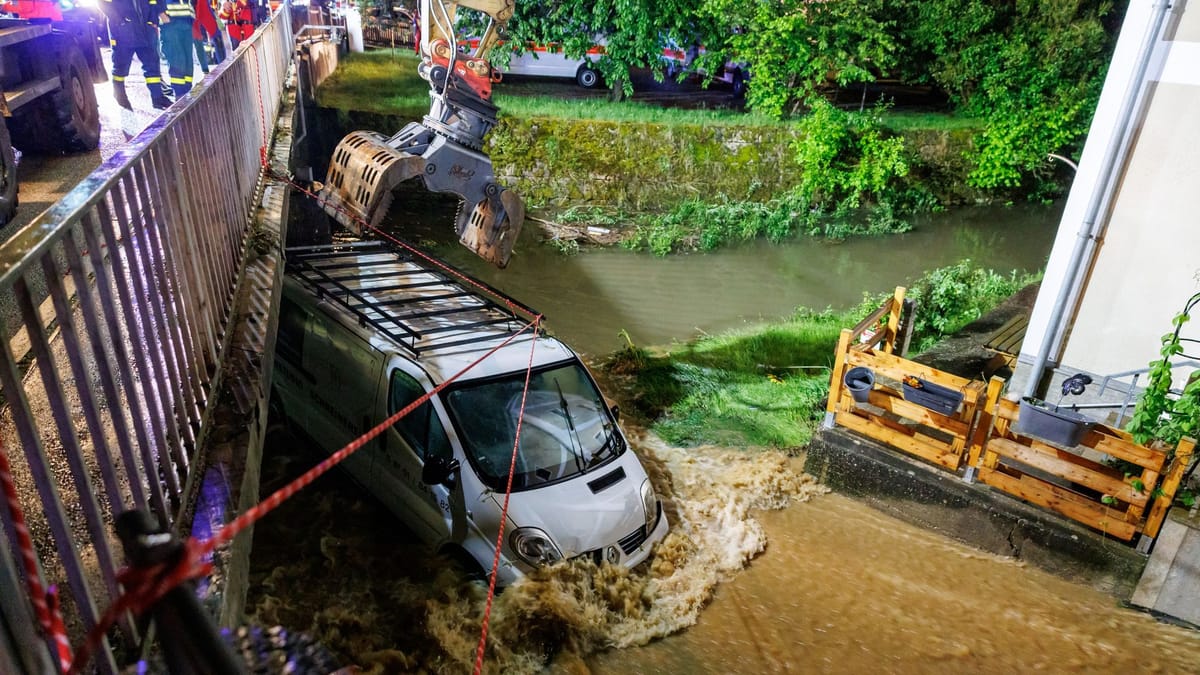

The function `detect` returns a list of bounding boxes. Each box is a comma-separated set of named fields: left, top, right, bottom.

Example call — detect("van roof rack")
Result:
left=285, top=240, right=541, bottom=356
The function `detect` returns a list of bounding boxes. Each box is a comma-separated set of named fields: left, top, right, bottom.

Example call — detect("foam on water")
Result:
left=248, top=430, right=824, bottom=673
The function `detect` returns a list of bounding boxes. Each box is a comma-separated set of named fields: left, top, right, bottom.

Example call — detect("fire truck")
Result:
left=0, top=0, right=107, bottom=225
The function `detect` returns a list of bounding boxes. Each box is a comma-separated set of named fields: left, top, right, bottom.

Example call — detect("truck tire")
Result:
left=10, top=43, right=101, bottom=154
left=0, top=120, right=17, bottom=227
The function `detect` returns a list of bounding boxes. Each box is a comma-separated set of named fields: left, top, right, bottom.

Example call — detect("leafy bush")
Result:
left=902, top=260, right=1038, bottom=352
left=622, top=102, right=915, bottom=255
left=1127, top=293, right=1200, bottom=449
left=847, top=260, right=1039, bottom=353
left=897, top=0, right=1116, bottom=191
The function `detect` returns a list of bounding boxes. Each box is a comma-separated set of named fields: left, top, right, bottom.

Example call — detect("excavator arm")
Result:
left=320, top=0, right=524, bottom=267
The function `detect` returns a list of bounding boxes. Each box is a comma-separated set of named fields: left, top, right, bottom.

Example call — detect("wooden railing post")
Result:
left=1142, top=436, right=1197, bottom=544
left=964, top=376, right=1005, bottom=482
left=883, top=286, right=907, bottom=354
left=824, top=328, right=853, bottom=428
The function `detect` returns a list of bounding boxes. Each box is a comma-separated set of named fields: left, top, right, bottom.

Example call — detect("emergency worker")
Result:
left=159, top=0, right=196, bottom=98
left=219, top=0, right=254, bottom=49
left=0, top=0, right=62, bottom=19
left=98, top=0, right=173, bottom=109
left=192, top=0, right=222, bottom=74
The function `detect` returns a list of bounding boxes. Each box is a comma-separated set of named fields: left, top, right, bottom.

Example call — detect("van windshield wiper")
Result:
left=554, top=379, right=586, bottom=474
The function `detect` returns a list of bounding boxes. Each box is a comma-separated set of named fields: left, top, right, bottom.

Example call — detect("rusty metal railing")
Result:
left=0, top=6, right=294, bottom=673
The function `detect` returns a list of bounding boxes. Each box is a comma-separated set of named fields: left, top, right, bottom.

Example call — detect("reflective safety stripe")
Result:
left=169, top=77, right=189, bottom=84
left=165, top=1, right=194, bottom=16
left=146, top=77, right=161, bottom=83
left=112, top=75, right=126, bottom=82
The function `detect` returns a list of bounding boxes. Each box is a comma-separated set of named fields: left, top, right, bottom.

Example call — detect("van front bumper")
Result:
left=578, top=499, right=669, bottom=570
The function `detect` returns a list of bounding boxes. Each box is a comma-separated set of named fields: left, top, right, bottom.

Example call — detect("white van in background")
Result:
left=272, top=241, right=668, bottom=585
left=463, top=37, right=605, bottom=88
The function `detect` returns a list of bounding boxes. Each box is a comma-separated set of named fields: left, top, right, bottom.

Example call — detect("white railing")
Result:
left=0, top=7, right=294, bottom=672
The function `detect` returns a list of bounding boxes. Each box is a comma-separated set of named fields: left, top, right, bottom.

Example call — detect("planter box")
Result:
left=902, top=378, right=963, bottom=415
left=1014, top=398, right=1093, bottom=447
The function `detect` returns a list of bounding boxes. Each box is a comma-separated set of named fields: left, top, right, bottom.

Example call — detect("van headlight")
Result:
left=509, top=527, right=562, bottom=567
left=640, top=479, right=658, bottom=531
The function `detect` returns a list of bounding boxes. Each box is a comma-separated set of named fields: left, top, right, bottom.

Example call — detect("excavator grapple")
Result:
left=319, top=0, right=524, bottom=268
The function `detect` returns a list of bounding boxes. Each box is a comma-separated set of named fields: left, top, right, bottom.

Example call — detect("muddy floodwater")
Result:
left=387, top=201, right=1062, bottom=357
left=578, top=492, right=1200, bottom=674
left=245, top=200, right=1200, bottom=671
left=247, top=432, right=1200, bottom=673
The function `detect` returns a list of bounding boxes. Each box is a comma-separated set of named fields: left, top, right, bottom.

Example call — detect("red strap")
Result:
left=474, top=315, right=540, bottom=674
left=0, top=438, right=73, bottom=672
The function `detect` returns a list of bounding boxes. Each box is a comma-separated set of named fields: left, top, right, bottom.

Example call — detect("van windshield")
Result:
left=443, top=360, right=624, bottom=490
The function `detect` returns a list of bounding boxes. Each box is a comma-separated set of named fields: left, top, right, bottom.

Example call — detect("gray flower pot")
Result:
left=1014, top=397, right=1093, bottom=447
left=844, top=366, right=875, bottom=404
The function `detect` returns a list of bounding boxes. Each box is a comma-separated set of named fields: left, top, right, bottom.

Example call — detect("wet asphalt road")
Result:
left=0, top=46, right=210, bottom=242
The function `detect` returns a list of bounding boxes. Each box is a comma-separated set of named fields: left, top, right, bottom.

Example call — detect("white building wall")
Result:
left=1014, top=0, right=1200, bottom=396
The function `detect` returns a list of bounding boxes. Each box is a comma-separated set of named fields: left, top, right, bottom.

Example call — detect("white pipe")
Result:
left=1023, top=0, right=1174, bottom=399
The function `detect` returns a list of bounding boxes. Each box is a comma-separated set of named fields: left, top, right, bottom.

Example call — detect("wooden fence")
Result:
left=826, top=288, right=1195, bottom=543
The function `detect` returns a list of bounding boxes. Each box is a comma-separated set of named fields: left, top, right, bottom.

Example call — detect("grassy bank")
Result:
left=602, top=262, right=1039, bottom=450
left=320, top=51, right=977, bottom=131
left=317, top=51, right=996, bottom=254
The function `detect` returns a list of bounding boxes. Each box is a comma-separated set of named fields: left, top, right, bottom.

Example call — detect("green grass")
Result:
left=315, top=50, right=430, bottom=114
left=602, top=311, right=847, bottom=450
left=492, top=95, right=778, bottom=127
left=879, top=111, right=982, bottom=131
left=317, top=50, right=977, bottom=131
left=603, top=261, right=1034, bottom=451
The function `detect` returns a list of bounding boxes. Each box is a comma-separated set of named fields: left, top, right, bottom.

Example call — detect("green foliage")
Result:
left=894, top=260, right=1038, bottom=352
left=694, top=0, right=899, bottom=118
left=896, top=0, right=1116, bottom=190
left=1127, top=294, right=1200, bottom=449
left=623, top=102, right=917, bottom=255
left=556, top=205, right=623, bottom=226
left=482, top=0, right=710, bottom=97
left=791, top=100, right=912, bottom=235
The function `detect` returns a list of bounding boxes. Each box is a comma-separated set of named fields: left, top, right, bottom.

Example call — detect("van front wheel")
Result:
left=576, top=65, right=601, bottom=89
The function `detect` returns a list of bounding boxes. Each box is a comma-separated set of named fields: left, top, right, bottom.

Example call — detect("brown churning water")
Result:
left=248, top=430, right=1200, bottom=673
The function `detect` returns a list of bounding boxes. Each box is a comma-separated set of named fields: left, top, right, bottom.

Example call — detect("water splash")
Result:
left=247, top=430, right=825, bottom=673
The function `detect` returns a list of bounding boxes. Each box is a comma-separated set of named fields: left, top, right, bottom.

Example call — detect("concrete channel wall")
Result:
left=805, top=427, right=1149, bottom=598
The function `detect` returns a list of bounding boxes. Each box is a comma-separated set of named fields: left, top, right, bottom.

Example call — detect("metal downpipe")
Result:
left=1022, top=0, right=1175, bottom=399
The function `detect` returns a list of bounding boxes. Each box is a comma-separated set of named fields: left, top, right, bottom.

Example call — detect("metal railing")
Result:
left=0, top=6, right=294, bottom=672
left=1054, top=359, right=1200, bottom=426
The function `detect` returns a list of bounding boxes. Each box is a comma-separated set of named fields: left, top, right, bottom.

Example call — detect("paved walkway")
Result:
left=99, top=38, right=233, bottom=146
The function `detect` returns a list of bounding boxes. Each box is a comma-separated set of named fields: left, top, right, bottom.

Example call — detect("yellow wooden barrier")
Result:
left=1143, top=437, right=1196, bottom=539
left=974, top=398, right=1175, bottom=541
left=825, top=294, right=1190, bottom=546
left=826, top=288, right=983, bottom=471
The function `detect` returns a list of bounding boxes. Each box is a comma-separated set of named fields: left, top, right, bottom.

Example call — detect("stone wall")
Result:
left=313, top=109, right=988, bottom=211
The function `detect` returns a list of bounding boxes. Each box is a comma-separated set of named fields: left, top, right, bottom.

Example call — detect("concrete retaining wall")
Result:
left=310, top=108, right=987, bottom=211
left=805, top=426, right=1148, bottom=598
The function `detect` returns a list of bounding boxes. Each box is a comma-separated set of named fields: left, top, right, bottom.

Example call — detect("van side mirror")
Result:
left=422, top=455, right=460, bottom=487
left=610, top=403, right=620, bottom=422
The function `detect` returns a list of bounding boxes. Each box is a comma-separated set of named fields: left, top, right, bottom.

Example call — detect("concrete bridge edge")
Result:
left=804, top=426, right=1148, bottom=599
left=179, top=72, right=297, bottom=629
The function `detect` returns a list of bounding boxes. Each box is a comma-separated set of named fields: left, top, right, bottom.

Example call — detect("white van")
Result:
left=463, top=37, right=604, bottom=88
left=272, top=241, right=668, bottom=585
